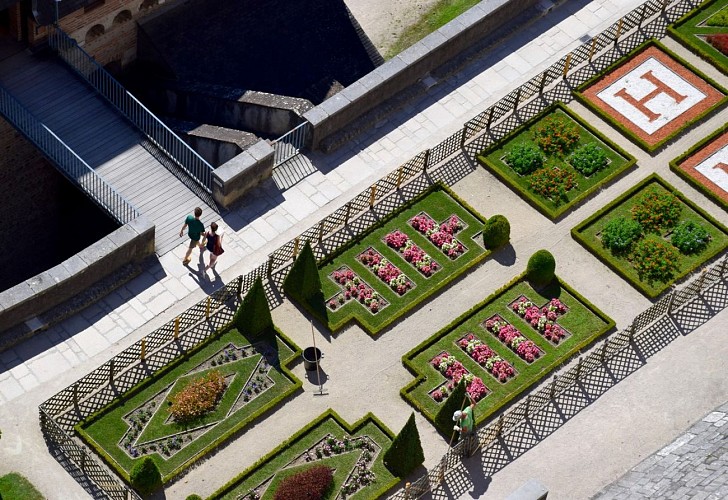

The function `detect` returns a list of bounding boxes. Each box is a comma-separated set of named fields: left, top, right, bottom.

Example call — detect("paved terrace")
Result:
left=1, top=0, right=728, bottom=499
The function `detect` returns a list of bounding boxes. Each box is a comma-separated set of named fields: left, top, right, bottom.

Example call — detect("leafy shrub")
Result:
left=601, top=217, right=643, bottom=253
left=532, top=114, right=581, bottom=156
left=569, top=143, right=608, bottom=176
left=185, top=496, right=203, bottom=500
left=632, top=235, right=680, bottom=283
left=527, top=249, right=556, bottom=286
left=169, top=370, right=226, bottom=422
left=529, top=167, right=575, bottom=204
left=232, top=277, right=273, bottom=339
left=273, top=464, right=333, bottom=500
left=383, top=412, right=425, bottom=477
left=434, top=379, right=467, bottom=436
left=630, top=187, right=682, bottom=233
left=504, top=143, right=543, bottom=175
left=671, top=220, right=710, bottom=254
left=707, top=9, right=728, bottom=27
left=283, top=240, right=323, bottom=303
left=481, top=215, right=510, bottom=249
left=707, top=33, right=728, bottom=56
left=130, top=457, right=162, bottom=496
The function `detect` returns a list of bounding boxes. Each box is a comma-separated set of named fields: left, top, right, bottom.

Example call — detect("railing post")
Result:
left=109, top=360, right=114, bottom=386
left=292, top=237, right=300, bottom=260
left=614, top=18, right=624, bottom=46
left=140, top=338, right=147, bottom=361
left=562, top=53, right=572, bottom=78
left=486, top=107, right=495, bottom=130
left=174, top=317, right=180, bottom=339
left=344, top=203, right=351, bottom=226
left=600, top=338, right=609, bottom=363
left=549, top=375, right=558, bottom=400
left=396, top=166, right=404, bottom=189
left=496, top=414, right=505, bottom=437
left=512, top=87, right=521, bottom=113
left=369, top=185, right=377, bottom=208
left=404, top=482, right=411, bottom=499
left=460, top=123, right=469, bottom=147
left=423, top=149, right=430, bottom=172
left=588, top=37, right=597, bottom=62
left=575, top=356, right=583, bottom=380
left=206, top=297, right=211, bottom=319
left=539, top=70, right=549, bottom=94
left=318, top=220, right=325, bottom=244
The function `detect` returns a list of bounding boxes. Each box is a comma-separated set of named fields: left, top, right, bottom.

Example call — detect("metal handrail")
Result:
left=47, top=25, right=215, bottom=193
left=0, top=85, right=138, bottom=224
left=272, top=121, right=311, bottom=166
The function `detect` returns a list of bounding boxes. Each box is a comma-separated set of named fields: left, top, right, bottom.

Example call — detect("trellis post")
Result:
left=721, top=255, right=728, bottom=277
left=588, top=37, right=597, bottom=61
left=575, top=356, right=583, bottom=380
left=539, top=70, right=549, bottom=94
left=661, top=0, right=668, bottom=13
left=512, top=87, right=521, bottom=113
left=266, top=257, right=273, bottom=282
left=438, top=457, right=445, bottom=484
left=292, top=237, right=300, bottom=260
left=72, top=383, right=79, bottom=410
left=614, top=18, right=624, bottom=46
left=396, top=166, right=404, bottom=189
left=318, top=220, right=325, bottom=244
left=600, top=338, right=609, bottom=363
left=109, top=360, right=114, bottom=386
left=369, top=185, right=377, bottom=208
left=486, top=107, right=495, bottom=130
left=628, top=322, right=636, bottom=342
left=697, top=267, right=707, bottom=294
left=460, top=123, right=469, bottom=147
left=206, top=297, right=211, bottom=319
left=344, top=203, right=351, bottom=226
left=667, top=288, right=677, bottom=316
left=524, top=394, right=531, bottom=417
left=140, top=338, right=146, bottom=361
left=549, top=375, right=558, bottom=399
left=562, top=53, right=572, bottom=77
left=423, top=149, right=431, bottom=172
left=404, top=482, right=411, bottom=499
left=638, top=3, right=646, bottom=27
left=496, top=414, right=505, bottom=437
left=174, top=317, right=180, bottom=339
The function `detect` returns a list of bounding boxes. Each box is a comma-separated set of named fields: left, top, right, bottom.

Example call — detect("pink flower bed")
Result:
left=430, top=352, right=489, bottom=402
left=384, top=230, right=440, bottom=277
left=358, top=248, right=413, bottom=295
left=483, top=315, right=542, bottom=363
left=328, top=267, right=386, bottom=314
left=457, top=333, right=515, bottom=383
left=409, top=213, right=467, bottom=260
left=510, top=296, right=569, bottom=344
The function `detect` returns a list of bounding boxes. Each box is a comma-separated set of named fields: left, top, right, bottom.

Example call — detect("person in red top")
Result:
left=202, top=222, right=224, bottom=271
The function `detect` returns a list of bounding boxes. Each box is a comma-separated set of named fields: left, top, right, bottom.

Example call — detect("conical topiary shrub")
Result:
left=383, top=412, right=425, bottom=477
left=283, top=241, right=322, bottom=304
left=434, top=379, right=468, bottom=436
left=526, top=249, right=556, bottom=286
left=232, top=277, right=273, bottom=341
left=482, top=214, right=510, bottom=249
left=130, top=457, right=162, bottom=497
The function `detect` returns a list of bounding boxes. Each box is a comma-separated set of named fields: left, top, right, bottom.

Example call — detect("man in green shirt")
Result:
left=453, top=395, right=476, bottom=443
left=179, top=207, right=205, bottom=265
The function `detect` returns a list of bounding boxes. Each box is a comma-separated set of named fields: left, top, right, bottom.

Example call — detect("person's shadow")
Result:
left=185, top=253, right=222, bottom=293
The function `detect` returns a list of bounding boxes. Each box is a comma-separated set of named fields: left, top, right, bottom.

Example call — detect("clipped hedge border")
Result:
left=476, top=102, right=637, bottom=220
left=400, top=270, right=615, bottom=432
left=669, top=124, right=728, bottom=210
left=76, top=325, right=303, bottom=486
left=208, top=409, right=399, bottom=500
left=573, top=39, right=728, bottom=153
left=571, top=173, right=728, bottom=298
left=293, top=181, right=490, bottom=336
left=667, top=0, right=728, bottom=75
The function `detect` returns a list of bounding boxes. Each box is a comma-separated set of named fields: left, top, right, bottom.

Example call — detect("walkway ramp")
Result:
left=0, top=50, right=217, bottom=256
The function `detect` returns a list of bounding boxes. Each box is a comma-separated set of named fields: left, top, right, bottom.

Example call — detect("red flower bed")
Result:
left=357, top=248, right=413, bottom=295
left=483, top=315, right=542, bottom=362
left=707, top=33, right=728, bottom=56
left=430, top=352, right=489, bottom=402
left=457, top=333, right=516, bottom=383
left=384, top=230, right=440, bottom=277
left=409, top=212, right=467, bottom=259
left=510, top=295, right=569, bottom=343
left=328, top=267, right=386, bottom=314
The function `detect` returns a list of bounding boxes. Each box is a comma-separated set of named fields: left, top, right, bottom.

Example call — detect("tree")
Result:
left=482, top=215, right=510, bottom=249
left=434, top=379, right=468, bottom=436
left=232, top=277, right=273, bottom=341
left=283, top=241, right=322, bottom=303
left=383, top=412, right=425, bottom=477
left=130, top=457, right=162, bottom=497
left=526, top=249, right=556, bottom=286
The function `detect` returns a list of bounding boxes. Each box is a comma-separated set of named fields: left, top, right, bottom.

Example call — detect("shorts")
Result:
left=188, top=237, right=201, bottom=248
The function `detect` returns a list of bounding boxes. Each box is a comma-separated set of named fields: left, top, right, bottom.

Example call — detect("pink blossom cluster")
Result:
left=484, top=315, right=541, bottom=363
left=440, top=215, right=464, bottom=234
left=430, top=352, right=489, bottom=402
left=410, top=213, right=466, bottom=259
left=511, top=296, right=568, bottom=343
left=332, top=268, right=356, bottom=285
left=410, top=214, right=436, bottom=233
left=458, top=334, right=515, bottom=382
left=328, top=268, right=383, bottom=313
left=384, top=230, right=409, bottom=249
left=383, top=230, right=439, bottom=276
left=358, top=249, right=412, bottom=295
left=466, top=377, right=488, bottom=401
left=359, top=248, right=382, bottom=267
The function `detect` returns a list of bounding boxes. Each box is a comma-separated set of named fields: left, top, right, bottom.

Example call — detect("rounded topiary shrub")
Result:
left=274, top=464, right=333, bottom=500
left=671, top=220, right=710, bottom=254
left=601, top=216, right=642, bottom=253
left=526, top=249, right=556, bottom=286
left=504, top=143, right=543, bottom=175
left=185, top=495, right=203, bottom=500
left=569, top=142, right=608, bottom=176
left=130, top=457, right=162, bottom=496
left=482, top=215, right=510, bottom=250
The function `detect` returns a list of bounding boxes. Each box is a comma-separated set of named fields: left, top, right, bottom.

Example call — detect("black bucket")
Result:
left=302, top=347, right=322, bottom=371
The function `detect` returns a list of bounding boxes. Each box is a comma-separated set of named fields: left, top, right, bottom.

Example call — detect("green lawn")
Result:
left=310, top=186, right=489, bottom=335
left=77, top=328, right=301, bottom=484
left=0, top=473, right=44, bottom=500
left=209, top=410, right=398, bottom=500
left=385, top=0, right=481, bottom=59
left=402, top=276, right=614, bottom=431
left=477, top=104, right=635, bottom=219
left=572, top=174, right=728, bottom=298
left=669, top=0, right=728, bottom=74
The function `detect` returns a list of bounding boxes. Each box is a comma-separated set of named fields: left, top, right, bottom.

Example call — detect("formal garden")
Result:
left=669, top=0, right=728, bottom=74
left=284, top=185, right=491, bottom=335
left=400, top=250, right=614, bottom=436
left=670, top=127, right=728, bottom=210
left=572, top=174, right=728, bottom=298
left=477, top=103, right=635, bottom=219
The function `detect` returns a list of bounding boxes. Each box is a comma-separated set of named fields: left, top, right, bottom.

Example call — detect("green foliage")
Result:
left=706, top=7, right=728, bottom=26
left=569, top=143, right=609, bottom=176
left=185, top=495, right=203, bottom=500
left=601, top=217, right=642, bottom=253
left=383, top=413, right=425, bottom=477
left=527, top=250, right=556, bottom=286
left=130, top=457, right=162, bottom=496
left=273, top=465, right=334, bottom=500
left=632, top=235, right=681, bottom=283
left=434, top=379, right=467, bottom=435
left=529, top=167, right=576, bottom=204
left=630, top=187, right=683, bottom=233
left=0, top=473, right=44, bottom=500
left=233, top=277, right=273, bottom=339
left=671, top=220, right=710, bottom=254
left=504, top=143, right=543, bottom=175
left=533, top=114, right=581, bottom=156
left=283, top=240, right=323, bottom=303
left=481, top=215, right=510, bottom=249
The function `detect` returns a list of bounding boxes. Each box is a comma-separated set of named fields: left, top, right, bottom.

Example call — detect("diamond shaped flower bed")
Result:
left=572, top=174, right=728, bottom=298
left=669, top=0, right=728, bottom=75
left=314, top=185, right=489, bottom=335
left=208, top=410, right=398, bottom=500
left=402, top=275, right=614, bottom=430
left=477, top=103, right=635, bottom=219
left=576, top=41, right=727, bottom=152
left=76, top=328, right=301, bottom=484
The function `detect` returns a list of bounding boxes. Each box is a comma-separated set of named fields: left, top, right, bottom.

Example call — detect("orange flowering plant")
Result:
left=169, top=370, right=226, bottom=422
